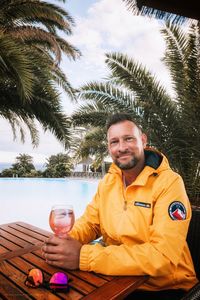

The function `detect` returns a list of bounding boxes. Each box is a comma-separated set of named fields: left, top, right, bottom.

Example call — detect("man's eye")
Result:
left=110, top=140, right=117, bottom=145
left=126, top=137, right=134, bottom=142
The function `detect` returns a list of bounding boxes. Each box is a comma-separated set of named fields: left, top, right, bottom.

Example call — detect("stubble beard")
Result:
left=114, top=157, right=139, bottom=170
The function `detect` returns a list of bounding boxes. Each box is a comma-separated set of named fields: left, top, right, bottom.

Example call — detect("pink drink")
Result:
left=49, top=206, right=75, bottom=237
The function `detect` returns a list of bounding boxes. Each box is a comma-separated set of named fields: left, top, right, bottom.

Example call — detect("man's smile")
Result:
left=117, top=153, right=132, bottom=159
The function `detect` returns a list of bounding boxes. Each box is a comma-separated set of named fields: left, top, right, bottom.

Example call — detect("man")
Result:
left=42, top=113, right=197, bottom=299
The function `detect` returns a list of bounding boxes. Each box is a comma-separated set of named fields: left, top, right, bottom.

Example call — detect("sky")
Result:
left=0, top=0, right=172, bottom=166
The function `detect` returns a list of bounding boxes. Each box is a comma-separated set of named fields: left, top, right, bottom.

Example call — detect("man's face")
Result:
left=107, top=120, right=147, bottom=170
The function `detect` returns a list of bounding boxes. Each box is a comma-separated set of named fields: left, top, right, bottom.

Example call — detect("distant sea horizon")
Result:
left=0, top=162, right=45, bottom=172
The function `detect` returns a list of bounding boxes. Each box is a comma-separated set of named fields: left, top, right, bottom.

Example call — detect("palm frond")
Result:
left=79, top=81, right=138, bottom=111
left=71, top=127, right=107, bottom=165
left=7, top=26, right=62, bottom=64
left=122, top=0, right=189, bottom=25
left=0, top=0, right=80, bottom=147
left=161, top=22, right=188, bottom=101
left=0, top=34, right=34, bottom=101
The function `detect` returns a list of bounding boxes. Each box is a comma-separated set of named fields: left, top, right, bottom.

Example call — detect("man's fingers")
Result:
left=45, top=235, right=61, bottom=245
left=42, top=244, right=61, bottom=254
left=44, top=252, right=62, bottom=261
left=41, top=235, right=81, bottom=270
left=45, top=259, right=63, bottom=267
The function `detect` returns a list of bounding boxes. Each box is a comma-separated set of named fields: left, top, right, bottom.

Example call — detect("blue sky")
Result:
left=66, top=0, right=95, bottom=15
left=0, top=0, right=172, bottom=165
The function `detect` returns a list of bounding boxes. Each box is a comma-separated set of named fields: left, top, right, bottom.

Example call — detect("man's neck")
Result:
left=122, top=159, right=145, bottom=187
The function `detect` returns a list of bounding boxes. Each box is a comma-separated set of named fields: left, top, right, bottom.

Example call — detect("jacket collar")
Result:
left=144, top=149, right=163, bottom=169
left=108, top=148, right=170, bottom=186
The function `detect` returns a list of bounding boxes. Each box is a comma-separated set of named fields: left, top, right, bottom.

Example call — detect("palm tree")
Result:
left=0, top=0, right=80, bottom=148
left=9, top=153, right=35, bottom=177
left=72, top=22, right=200, bottom=204
left=71, top=126, right=107, bottom=168
left=44, top=153, right=73, bottom=177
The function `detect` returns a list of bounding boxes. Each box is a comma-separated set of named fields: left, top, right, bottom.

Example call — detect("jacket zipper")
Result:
left=122, top=175, right=127, bottom=210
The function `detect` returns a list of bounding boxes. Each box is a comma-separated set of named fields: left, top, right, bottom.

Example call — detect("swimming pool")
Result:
left=0, top=178, right=99, bottom=231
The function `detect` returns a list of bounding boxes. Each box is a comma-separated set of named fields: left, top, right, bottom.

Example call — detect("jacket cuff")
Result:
left=79, top=244, right=91, bottom=271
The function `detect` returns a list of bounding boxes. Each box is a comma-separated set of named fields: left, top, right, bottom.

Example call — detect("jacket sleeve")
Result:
left=79, top=175, right=192, bottom=276
left=69, top=183, right=102, bottom=244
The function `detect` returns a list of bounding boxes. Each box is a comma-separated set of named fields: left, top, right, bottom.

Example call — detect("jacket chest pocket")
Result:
left=116, top=204, right=153, bottom=242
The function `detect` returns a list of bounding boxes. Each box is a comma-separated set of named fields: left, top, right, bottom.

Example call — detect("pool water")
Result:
left=0, top=178, right=99, bottom=231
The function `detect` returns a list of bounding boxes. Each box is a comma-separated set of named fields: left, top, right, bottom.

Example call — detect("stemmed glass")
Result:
left=49, top=204, right=75, bottom=238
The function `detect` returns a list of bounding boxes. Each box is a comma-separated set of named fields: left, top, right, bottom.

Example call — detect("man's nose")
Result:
left=118, top=140, right=128, bottom=152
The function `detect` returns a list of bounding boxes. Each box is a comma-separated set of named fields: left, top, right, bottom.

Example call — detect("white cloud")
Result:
left=64, top=0, right=171, bottom=90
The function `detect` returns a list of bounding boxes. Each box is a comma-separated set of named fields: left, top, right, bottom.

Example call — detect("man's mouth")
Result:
left=118, top=154, right=131, bottom=159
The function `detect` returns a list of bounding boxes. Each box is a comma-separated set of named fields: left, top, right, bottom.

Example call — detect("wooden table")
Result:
left=0, top=222, right=148, bottom=299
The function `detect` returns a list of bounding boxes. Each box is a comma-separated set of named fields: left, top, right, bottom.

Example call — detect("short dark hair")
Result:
left=106, top=113, right=141, bottom=131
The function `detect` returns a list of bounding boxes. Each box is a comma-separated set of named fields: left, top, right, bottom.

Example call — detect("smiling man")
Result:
left=107, top=115, right=147, bottom=185
left=42, top=113, right=197, bottom=300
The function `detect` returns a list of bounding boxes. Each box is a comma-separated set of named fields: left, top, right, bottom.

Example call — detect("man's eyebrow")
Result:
left=109, top=135, right=134, bottom=141
left=122, top=134, right=135, bottom=138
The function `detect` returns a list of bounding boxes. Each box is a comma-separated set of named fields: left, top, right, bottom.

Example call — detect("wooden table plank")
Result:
left=0, top=224, right=47, bottom=244
left=16, top=222, right=52, bottom=237
left=0, top=228, right=34, bottom=248
left=0, top=227, right=42, bottom=245
left=9, top=223, right=50, bottom=241
left=0, top=244, right=41, bottom=262
left=0, top=272, right=32, bottom=300
left=83, top=275, right=149, bottom=300
left=0, top=235, right=29, bottom=251
left=0, top=246, right=10, bottom=255
left=0, top=261, right=63, bottom=300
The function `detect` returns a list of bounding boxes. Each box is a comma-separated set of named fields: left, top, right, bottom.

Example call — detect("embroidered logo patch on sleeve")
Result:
left=168, top=201, right=186, bottom=220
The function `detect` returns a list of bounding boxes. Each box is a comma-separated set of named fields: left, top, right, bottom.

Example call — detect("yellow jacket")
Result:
left=70, top=150, right=198, bottom=291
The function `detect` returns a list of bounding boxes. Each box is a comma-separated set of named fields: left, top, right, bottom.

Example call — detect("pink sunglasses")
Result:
left=25, top=268, right=70, bottom=292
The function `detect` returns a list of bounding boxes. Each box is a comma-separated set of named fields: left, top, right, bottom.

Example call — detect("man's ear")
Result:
left=141, top=133, right=147, bottom=148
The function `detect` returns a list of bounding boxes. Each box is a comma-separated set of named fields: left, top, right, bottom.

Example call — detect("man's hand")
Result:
left=41, top=235, right=82, bottom=270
